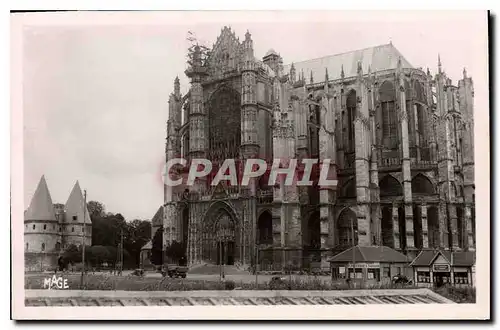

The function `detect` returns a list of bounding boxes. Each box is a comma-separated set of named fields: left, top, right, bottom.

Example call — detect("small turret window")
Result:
left=41, top=243, right=45, bottom=251
left=26, top=243, right=28, bottom=250
left=73, top=215, right=77, bottom=221
left=72, top=227, right=75, bottom=232
left=43, top=224, right=47, bottom=230
left=32, top=224, right=35, bottom=230
left=59, top=227, right=61, bottom=232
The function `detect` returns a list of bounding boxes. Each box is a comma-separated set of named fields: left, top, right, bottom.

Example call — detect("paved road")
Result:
left=26, top=271, right=333, bottom=284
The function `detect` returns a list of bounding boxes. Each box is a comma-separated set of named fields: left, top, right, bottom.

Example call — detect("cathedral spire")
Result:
left=245, top=29, right=251, bottom=41
left=324, top=67, right=329, bottom=92
left=438, top=53, right=442, bottom=73
left=341, top=64, right=345, bottom=80
left=463, top=67, right=468, bottom=79
left=310, top=71, right=314, bottom=84
left=357, top=60, right=363, bottom=78
left=174, top=76, right=180, bottom=97
left=290, top=63, right=296, bottom=83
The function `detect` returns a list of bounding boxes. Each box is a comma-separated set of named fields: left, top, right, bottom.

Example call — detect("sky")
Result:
left=22, top=11, right=488, bottom=220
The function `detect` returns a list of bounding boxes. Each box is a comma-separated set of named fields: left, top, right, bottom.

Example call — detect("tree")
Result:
left=63, top=244, right=81, bottom=264
left=87, top=200, right=105, bottom=219
left=151, top=226, right=163, bottom=266
left=88, top=245, right=110, bottom=268
left=124, top=219, right=151, bottom=267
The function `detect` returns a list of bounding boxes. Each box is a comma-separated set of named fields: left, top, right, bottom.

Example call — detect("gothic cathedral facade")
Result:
left=163, top=27, right=475, bottom=270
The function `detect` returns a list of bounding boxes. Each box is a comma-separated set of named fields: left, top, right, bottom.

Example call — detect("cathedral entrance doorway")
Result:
left=216, top=241, right=235, bottom=266
left=214, top=212, right=235, bottom=265
left=201, top=203, right=239, bottom=265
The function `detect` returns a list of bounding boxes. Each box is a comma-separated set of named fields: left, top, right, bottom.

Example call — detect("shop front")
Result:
left=410, top=250, right=475, bottom=288
left=328, top=246, right=411, bottom=285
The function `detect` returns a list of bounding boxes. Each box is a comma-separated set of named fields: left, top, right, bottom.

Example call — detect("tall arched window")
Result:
left=257, top=211, right=273, bottom=245
left=379, top=81, right=397, bottom=149
left=41, top=243, right=45, bottom=252
left=414, top=81, right=429, bottom=160
left=208, top=86, right=241, bottom=160
left=341, top=178, right=356, bottom=199
left=428, top=206, right=439, bottom=248
left=337, top=208, right=358, bottom=247
left=411, top=174, right=435, bottom=195
left=346, top=90, right=356, bottom=154
left=381, top=206, right=394, bottom=248
left=379, top=175, right=403, bottom=197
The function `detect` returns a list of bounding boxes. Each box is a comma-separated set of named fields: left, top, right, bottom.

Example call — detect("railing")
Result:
left=257, top=190, right=274, bottom=204
left=410, top=159, right=437, bottom=167
left=378, top=157, right=401, bottom=167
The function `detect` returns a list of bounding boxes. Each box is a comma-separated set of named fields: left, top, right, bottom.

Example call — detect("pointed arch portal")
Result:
left=338, top=208, right=358, bottom=247
left=201, top=202, right=238, bottom=265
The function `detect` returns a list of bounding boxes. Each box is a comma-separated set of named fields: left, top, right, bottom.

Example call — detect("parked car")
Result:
left=162, top=264, right=188, bottom=278
left=392, top=275, right=413, bottom=285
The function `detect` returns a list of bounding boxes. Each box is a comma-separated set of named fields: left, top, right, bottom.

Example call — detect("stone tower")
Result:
left=63, top=181, right=92, bottom=247
left=24, top=175, right=61, bottom=254
left=24, top=176, right=93, bottom=271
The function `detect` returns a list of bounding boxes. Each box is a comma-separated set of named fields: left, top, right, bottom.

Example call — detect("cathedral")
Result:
left=163, top=26, right=476, bottom=270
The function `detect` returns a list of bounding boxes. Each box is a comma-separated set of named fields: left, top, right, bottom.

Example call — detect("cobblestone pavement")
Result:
left=25, top=289, right=455, bottom=306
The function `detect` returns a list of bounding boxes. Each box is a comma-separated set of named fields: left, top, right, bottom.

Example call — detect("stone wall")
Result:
left=25, top=252, right=58, bottom=272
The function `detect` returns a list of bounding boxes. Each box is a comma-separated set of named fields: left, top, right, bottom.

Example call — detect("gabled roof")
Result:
left=151, top=206, right=163, bottom=227
left=328, top=246, right=409, bottom=263
left=283, top=43, right=413, bottom=82
left=410, top=250, right=476, bottom=267
left=25, top=175, right=57, bottom=222
left=64, top=181, right=91, bottom=224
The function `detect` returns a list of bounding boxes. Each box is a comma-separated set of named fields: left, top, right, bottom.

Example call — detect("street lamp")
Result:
left=80, top=189, right=87, bottom=289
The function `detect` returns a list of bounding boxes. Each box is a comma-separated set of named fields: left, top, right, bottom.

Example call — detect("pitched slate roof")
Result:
left=410, top=250, right=476, bottom=267
left=328, top=246, right=409, bottom=263
left=64, top=181, right=91, bottom=224
left=151, top=206, right=163, bottom=227
left=25, top=175, right=57, bottom=222
left=283, top=43, right=413, bottom=82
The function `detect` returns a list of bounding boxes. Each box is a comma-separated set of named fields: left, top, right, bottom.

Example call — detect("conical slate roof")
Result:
left=25, top=175, right=57, bottom=222
left=151, top=206, right=163, bottom=227
left=64, top=181, right=91, bottom=224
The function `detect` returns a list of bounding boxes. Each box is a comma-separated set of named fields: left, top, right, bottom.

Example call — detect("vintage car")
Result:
left=161, top=264, right=188, bottom=278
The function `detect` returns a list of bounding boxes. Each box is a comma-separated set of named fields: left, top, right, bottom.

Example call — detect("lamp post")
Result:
left=80, top=189, right=87, bottom=289
left=351, top=215, right=356, bottom=288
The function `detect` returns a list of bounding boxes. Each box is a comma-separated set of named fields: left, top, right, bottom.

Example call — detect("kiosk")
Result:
left=410, top=250, right=475, bottom=288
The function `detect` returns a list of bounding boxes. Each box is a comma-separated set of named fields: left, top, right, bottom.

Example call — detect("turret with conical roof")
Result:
left=24, top=175, right=61, bottom=254
left=63, top=181, right=92, bottom=247
left=25, top=175, right=57, bottom=222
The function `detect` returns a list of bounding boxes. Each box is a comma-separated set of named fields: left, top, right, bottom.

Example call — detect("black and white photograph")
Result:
left=10, top=10, right=490, bottom=320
